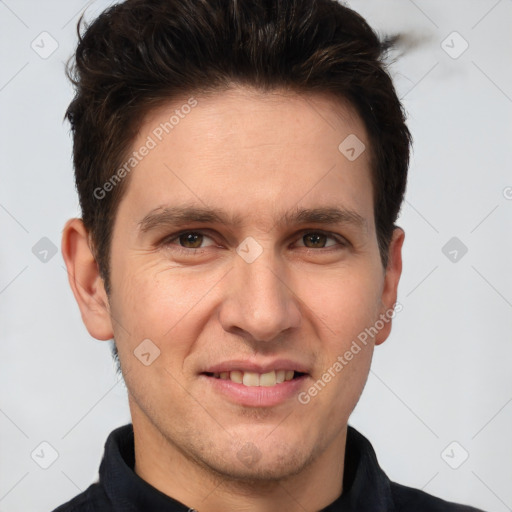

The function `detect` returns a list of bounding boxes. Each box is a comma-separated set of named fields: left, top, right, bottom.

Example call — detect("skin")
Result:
left=62, top=86, right=404, bottom=512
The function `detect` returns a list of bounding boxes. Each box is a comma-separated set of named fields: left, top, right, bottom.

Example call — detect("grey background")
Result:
left=1, top=1, right=511, bottom=511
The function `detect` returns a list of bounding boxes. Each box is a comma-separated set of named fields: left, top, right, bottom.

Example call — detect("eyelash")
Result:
left=160, top=229, right=348, bottom=254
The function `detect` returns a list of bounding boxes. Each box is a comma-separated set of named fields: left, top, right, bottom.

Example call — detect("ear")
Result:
left=61, top=218, right=114, bottom=341
left=374, top=227, right=405, bottom=346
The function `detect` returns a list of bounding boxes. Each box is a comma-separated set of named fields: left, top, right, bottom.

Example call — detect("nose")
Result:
left=218, top=250, right=301, bottom=343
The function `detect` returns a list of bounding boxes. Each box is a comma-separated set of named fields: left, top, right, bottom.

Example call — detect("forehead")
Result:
left=117, top=86, right=374, bottom=231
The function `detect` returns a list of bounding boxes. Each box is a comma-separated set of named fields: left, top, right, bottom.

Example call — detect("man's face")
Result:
left=106, top=87, right=401, bottom=480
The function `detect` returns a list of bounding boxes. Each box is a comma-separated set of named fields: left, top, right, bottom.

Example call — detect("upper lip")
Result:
left=202, top=359, right=310, bottom=374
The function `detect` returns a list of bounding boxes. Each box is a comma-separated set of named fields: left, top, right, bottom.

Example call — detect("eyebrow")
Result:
left=138, top=205, right=367, bottom=233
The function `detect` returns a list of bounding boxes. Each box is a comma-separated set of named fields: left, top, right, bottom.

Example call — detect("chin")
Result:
left=198, top=438, right=315, bottom=483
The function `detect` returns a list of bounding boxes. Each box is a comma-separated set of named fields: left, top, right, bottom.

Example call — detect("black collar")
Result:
left=99, top=424, right=395, bottom=511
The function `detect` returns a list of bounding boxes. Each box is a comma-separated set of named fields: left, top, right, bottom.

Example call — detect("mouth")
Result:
left=203, top=369, right=308, bottom=387
left=200, top=363, right=310, bottom=407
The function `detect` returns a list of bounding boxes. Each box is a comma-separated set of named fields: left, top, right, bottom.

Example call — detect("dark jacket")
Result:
left=52, top=424, right=484, bottom=511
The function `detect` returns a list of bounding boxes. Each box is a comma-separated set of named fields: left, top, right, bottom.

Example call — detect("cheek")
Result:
left=297, top=269, right=379, bottom=421
left=295, top=263, right=383, bottom=343
left=110, top=258, right=227, bottom=355
left=109, top=265, right=207, bottom=411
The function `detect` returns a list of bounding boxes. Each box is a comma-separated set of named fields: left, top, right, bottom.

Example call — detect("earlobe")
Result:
left=375, top=227, right=405, bottom=346
left=61, top=218, right=114, bottom=341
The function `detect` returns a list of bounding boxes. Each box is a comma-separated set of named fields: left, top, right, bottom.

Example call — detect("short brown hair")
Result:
left=66, top=0, right=411, bottom=294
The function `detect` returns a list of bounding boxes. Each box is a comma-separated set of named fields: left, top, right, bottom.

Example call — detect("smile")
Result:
left=205, top=369, right=306, bottom=387
left=201, top=367, right=309, bottom=407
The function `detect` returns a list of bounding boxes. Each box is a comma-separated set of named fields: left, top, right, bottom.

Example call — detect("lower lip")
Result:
left=201, top=374, right=308, bottom=407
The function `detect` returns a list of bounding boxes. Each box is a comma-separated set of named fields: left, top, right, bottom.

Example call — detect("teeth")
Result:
left=242, top=371, right=260, bottom=386
left=230, top=370, right=243, bottom=383
left=212, top=369, right=299, bottom=386
left=260, top=371, right=276, bottom=387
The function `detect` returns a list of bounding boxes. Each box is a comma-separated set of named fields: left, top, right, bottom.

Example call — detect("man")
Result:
left=55, top=0, right=484, bottom=510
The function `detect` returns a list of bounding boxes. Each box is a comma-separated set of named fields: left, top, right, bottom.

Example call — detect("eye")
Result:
left=160, top=229, right=346, bottom=254
left=296, top=231, right=345, bottom=249
left=164, top=231, right=216, bottom=249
